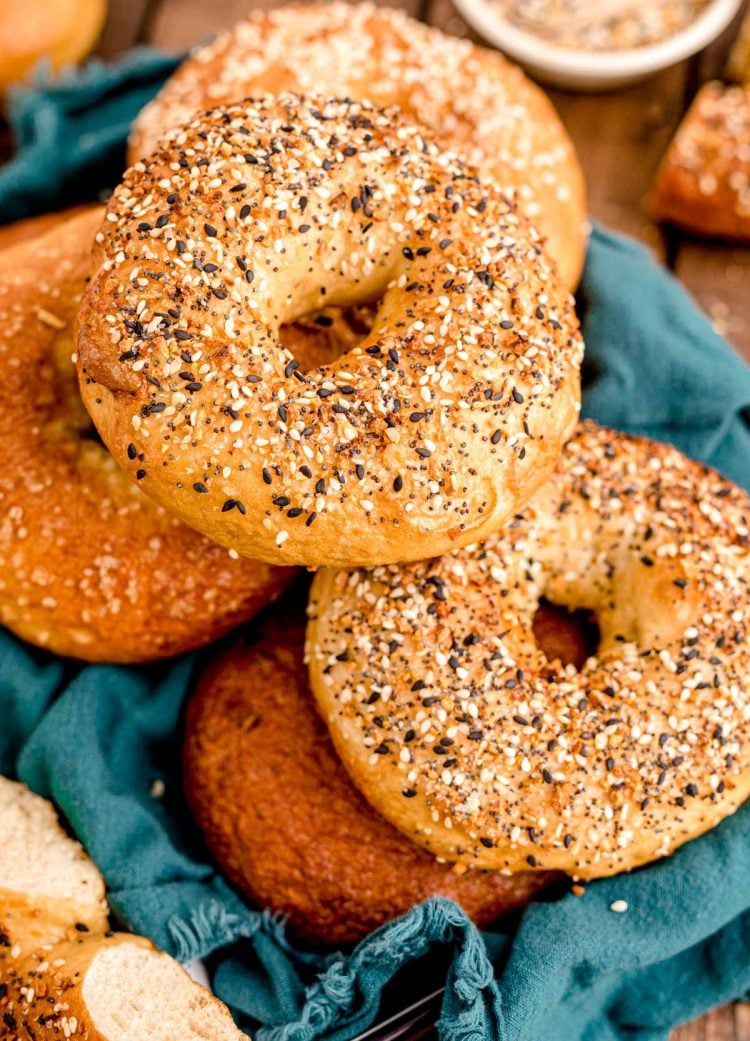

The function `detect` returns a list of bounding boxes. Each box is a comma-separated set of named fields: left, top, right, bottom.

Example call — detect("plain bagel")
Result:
left=77, top=94, right=582, bottom=569
left=128, top=2, right=587, bottom=290
left=307, top=421, right=750, bottom=878
left=184, top=600, right=555, bottom=945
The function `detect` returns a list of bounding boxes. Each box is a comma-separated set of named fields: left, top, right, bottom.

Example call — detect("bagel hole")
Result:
left=532, top=599, right=600, bottom=670
left=280, top=303, right=378, bottom=372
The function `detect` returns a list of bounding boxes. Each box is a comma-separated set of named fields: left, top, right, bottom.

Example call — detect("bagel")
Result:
left=0, top=776, right=245, bottom=1041
left=0, top=0, right=105, bottom=94
left=307, top=421, right=750, bottom=878
left=0, top=207, right=292, bottom=661
left=128, top=3, right=586, bottom=290
left=77, top=94, right=582, bottom=570
left=184, top=600, right=555, bottom=945
left=649, top=82, right=750, bottom=242
left=0, top=205, right=93, bottom=251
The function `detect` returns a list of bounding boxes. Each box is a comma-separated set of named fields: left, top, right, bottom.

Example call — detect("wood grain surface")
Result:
left=22, top=0, right=750, bottom=1037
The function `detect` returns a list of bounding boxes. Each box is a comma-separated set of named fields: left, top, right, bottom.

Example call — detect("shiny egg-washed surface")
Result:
left=308, top=421, right=750, bottom=877
left=129, top=2, right=586, bottom=289
left=78, top=95, right=582, bottom=569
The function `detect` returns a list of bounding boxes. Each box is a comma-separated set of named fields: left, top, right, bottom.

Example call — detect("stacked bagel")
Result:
left=1, top=5, right=748, bottom=991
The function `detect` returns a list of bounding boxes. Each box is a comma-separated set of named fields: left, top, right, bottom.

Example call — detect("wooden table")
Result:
left=83, top=1, right=750, bottom=1038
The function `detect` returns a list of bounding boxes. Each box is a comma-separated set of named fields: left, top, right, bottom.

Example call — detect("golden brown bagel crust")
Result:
left=0, top=208, right=292, bottom=661
left=650, top=82, right=750, bottom=242
left=0, top=0, right=106, bottom=94
left=77, top=94, right=582, bottom=569
left=0, top=205, right=94, bottom=252
left=128, top=3, right=586, bottom=290
left=307, top=421, right=750, bottom=878
left=184, top=603, right=554, bottom=945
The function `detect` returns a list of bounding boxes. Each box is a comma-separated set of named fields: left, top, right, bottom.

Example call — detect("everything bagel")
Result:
left=307, top=421, right=750, bottom=878
left=0, top=208, right=292, bottom=661
left=128, top=3, right=586, bottom=289
left=184, top=601, right=555, bottom=944
left=77, top=94, right=582, bottom=569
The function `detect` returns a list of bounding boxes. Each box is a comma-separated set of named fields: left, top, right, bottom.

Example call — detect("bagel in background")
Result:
left=0, top=207, right=294, bottom=661
left=128, top=2, right=586, bottom=290
left=650, top=81, right=750, bottom=242
left=184, top=600, right=556, bottom=945
left=0, top=205, right=94, bottom=251
left=0, top=776, right=246, bottom=1041
left=0, top=0, right=106, bottom=95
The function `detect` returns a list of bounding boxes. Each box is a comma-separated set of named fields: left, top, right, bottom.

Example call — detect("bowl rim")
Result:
left=452, top=0, right=744, bottom=79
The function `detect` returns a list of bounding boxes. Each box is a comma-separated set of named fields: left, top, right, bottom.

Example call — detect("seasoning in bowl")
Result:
left=495, top=0, right=711, bottom=51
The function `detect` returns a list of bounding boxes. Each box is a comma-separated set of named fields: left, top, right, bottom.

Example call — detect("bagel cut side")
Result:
left=0, top=777, right=246, bottom=1041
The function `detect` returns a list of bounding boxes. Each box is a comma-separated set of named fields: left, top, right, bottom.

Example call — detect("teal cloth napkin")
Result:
left=1, top=51, right=750, bottom=1041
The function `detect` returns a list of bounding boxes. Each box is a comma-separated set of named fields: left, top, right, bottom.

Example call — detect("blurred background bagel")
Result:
left=0, top=0, right=106, bottom=95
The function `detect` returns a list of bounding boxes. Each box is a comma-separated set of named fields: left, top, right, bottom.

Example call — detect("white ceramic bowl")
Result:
left=451, top=0, right=744, bottom=90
